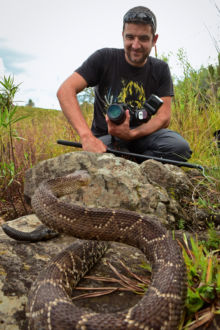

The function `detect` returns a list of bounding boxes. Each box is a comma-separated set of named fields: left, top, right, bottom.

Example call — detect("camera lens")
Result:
left=107, top=104, right=126, bottom=125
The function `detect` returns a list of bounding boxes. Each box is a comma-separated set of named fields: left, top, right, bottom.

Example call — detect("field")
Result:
left=6, top=102, right=220, bottom=168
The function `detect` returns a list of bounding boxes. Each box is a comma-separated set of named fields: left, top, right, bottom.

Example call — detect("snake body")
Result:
left=26, top=170, right=187, bottom=329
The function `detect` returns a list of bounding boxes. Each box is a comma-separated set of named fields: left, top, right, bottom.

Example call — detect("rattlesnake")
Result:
left=26, top=170, right=187, bottom=329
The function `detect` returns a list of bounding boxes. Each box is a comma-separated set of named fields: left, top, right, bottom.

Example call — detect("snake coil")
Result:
left=26, top=170, right=187, bottom=329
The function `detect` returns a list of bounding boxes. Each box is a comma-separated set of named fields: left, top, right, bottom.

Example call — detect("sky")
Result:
left=0, top=0, right=219, bottom=110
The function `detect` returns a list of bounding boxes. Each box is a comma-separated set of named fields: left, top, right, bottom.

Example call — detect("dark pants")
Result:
left=98, top=129, right=192, bottom=162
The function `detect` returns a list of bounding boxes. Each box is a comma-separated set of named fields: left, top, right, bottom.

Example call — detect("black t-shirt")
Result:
left=76, top=48, right=174, bottom=136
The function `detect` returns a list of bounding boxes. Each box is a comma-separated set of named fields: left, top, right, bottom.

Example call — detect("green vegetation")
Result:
left=171, top=50, right=220, bottom=169
left=0, top=76, right=30, bottom=211
left=180, top=234, right=219, bottom=329
left=200, top=222, right=220, bottom=251
left=0, top=77, right=89, bottom=215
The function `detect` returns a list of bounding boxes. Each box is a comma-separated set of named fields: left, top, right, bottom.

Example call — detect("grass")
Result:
left=7, top=97, right=220, bottom=174
left=11, top=104, right=94, bottom=163
left=0, top=105, right=92, bottom=181
left=171, top=101, right=220, bottom=168
left=170, top=51, right=220, bottom=171
left=11, top=104, right=220, bottom=164
left=11, top=106, right=77, bottom=163
left=13, top=101, right=220, bottom=190
left=179, top=234, right=219, bottom=329
left=0, top=102, right=95, bottom=219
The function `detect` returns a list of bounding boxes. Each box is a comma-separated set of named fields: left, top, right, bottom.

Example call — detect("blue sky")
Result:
left=0, top=0, right=219, bottom=109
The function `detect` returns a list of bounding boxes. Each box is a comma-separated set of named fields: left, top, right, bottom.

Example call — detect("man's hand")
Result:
left=106, top=110, right=134, bottom=140
left=81, top=135, right=107, bottom=153
left=57, top=72, right=107, bottom=154
left=106, top=96, right=172, bottom=141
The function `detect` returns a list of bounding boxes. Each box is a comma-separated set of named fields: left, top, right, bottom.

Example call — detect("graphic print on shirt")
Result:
left=104, top=80, right=147, bottom=113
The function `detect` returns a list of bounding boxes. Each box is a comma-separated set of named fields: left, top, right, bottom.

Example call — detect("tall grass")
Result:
left=170, top=51, right=220, bottom=170
left=171, top=99, right=219, bottom=167
left=0, top=101, right=93, bottom=209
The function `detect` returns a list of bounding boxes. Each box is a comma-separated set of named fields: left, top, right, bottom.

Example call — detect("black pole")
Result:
left=57, top=139, right=204, bottom=171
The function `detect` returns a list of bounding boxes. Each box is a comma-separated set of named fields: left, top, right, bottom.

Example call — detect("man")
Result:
left=57, top=6, right=192, bottom=161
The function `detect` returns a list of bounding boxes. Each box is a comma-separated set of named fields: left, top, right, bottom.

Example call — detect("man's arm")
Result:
left=57, top=72, right=107, bottom=152
left=106, top=96, right=172, bottom=140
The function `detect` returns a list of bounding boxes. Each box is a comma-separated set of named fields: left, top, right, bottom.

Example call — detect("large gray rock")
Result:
left=24, top=151, right=197, bottom=229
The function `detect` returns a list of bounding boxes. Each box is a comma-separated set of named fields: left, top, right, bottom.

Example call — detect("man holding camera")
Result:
left=57, top=6, right=192, bottom=162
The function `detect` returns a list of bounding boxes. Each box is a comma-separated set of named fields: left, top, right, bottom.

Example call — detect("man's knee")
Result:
left=170, top=133, right=192, bottom=160
left=98, top=135, right=113, bottom=146
left=131, top=129, right=192, bottom=161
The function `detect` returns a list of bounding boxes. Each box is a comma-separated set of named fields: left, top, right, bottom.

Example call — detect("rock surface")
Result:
left=24, top=151, right=205, bottom=230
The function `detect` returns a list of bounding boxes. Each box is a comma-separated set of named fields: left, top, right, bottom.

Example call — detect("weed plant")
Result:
left=179, top=234, right=220, bottom=329
left=171, top=50, right=220, bottom=170
left=0, top=77, right=91, bottom=215
left=0, top=76, right=30, bottom=213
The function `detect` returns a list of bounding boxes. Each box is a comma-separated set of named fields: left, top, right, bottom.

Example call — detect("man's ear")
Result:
left=153, top=34, right=159, bottom=46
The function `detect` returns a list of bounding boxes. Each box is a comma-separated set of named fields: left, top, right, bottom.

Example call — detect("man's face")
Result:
left=122, top=23, right=158, bottom=67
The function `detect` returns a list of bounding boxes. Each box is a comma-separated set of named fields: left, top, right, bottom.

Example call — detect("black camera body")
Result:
left=107, top=94, right=163, bottom=126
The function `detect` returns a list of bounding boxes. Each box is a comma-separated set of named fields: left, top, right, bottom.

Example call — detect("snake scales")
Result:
left=26, top=170, right=187, bottom=329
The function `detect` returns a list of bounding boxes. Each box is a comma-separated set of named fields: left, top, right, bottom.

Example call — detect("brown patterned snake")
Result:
left=26, top=170, right=187, bottom=329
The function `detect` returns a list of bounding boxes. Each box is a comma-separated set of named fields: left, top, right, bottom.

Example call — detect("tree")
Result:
left=26, top=99, right=35, bottom=107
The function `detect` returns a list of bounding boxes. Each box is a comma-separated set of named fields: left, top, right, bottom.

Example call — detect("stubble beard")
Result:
left=126, top=48, right=149, bottom=66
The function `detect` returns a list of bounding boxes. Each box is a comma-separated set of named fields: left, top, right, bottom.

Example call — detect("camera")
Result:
left=107, top=94, right=163, bottom=126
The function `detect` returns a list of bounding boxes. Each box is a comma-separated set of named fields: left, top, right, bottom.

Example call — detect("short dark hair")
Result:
left=123, top=6, right=157, bottom=35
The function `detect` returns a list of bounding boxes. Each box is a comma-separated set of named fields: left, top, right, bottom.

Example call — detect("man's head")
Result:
left=122, top=6, right=158, bottom=67
left=123, top=6, right=157, bottom=36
